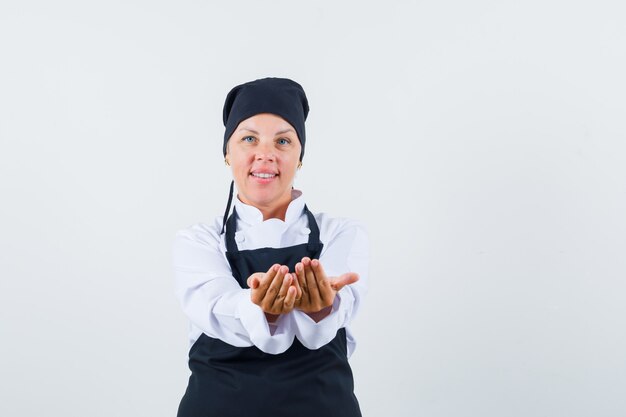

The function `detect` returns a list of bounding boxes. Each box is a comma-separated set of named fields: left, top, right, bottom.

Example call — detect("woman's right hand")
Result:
left=247, top=264, right=300, bottom=320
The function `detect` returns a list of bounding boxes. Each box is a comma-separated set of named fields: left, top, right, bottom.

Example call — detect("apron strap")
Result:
left=303, top=205, right=322, bottom=252
left=224, top=206, right=239, bottom=254
left=220, top=180, right=235, bottom=235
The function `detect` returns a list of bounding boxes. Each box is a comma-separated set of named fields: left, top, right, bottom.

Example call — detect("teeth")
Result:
left=252, top=172, right=276, bottom=179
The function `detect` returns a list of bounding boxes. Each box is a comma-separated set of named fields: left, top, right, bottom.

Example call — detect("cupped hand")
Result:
left=293, top=257, right=359, bottom=314
left=247, top=264, right=300, bottom=318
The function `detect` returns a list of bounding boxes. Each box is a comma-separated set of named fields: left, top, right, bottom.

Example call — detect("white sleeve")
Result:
left=172, top=220, right=295, bottom=354
left=291, top=219, right=369, bottom=350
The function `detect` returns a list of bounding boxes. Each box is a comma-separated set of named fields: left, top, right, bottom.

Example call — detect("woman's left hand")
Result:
left=293, top=257, right=359, bottom=321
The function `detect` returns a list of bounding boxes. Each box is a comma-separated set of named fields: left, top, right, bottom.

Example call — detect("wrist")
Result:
left=265, top=312, right=280, bottom=324
left=305, top=305, right=332, bottom=323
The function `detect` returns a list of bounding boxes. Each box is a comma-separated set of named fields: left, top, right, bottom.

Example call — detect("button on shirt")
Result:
left=172, top=190, right=369, bottom=356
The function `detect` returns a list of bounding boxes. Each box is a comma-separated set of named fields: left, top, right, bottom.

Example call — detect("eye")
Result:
left=242, top=136, right=256, bottom=143
left=277, top=138, right=291, bottom=145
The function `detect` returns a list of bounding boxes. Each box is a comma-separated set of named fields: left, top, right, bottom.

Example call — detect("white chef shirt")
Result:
left=172, top=189, right=369, bottom=357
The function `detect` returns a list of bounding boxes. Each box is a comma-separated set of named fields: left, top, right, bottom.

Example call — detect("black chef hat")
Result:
left=222, top=77, right=309, bottom=161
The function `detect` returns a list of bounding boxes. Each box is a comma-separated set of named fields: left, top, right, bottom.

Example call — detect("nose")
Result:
left=255, top=142, right=275, bottom=162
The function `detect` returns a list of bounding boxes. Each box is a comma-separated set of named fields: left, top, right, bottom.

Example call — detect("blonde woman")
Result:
left=173, top=77, right=368, bottom=417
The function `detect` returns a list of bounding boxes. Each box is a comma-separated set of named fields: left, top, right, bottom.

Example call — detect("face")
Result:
left=225, top=113, right=302, bottom=213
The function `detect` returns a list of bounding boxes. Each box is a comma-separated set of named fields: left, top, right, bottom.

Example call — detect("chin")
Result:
left=242, top=189, right=289, bottom=208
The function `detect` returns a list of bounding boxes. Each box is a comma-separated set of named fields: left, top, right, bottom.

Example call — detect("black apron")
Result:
left=177, top=206, right=361, bottom=417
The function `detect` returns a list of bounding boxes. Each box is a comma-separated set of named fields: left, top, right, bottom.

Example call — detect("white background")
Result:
left=1, top=1, right=625, bottom=416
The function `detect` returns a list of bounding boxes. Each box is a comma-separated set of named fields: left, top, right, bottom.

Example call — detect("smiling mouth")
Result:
left=251, top=172, right=277, bottom=179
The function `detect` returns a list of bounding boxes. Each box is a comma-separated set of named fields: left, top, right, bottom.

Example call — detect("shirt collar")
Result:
left=233, top=189, right=305, bottom=226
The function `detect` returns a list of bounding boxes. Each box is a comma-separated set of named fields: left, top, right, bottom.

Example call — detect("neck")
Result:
left=241, top=190, right=294, bottom=221
left=259, top=204, right=289, bottom=221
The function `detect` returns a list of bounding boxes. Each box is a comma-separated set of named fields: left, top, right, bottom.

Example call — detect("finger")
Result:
left=330, top=272, right=360, bottom=291
left=261, top=264, right=280, bottom=286
left=255, top=264, right=279, bottom=292
left=247, top=272, right=259, bottom=288
left=300, top=256, right=311, bottom=280
left=294, top=262, right=306, bottom=301
left=311, top=259, right=333, bottom=304
left=310, top=259, right=329, bottom=288
left=249, top=273, right=267, bottom=304
left=272, top=272, right=293, bottom=309
left=250, top=265, right=280, bottom=305
left=303, top=258, right=321, bottom=307
left=283, top=286, right=296, bottom=312
left=262, top=265, right=288, bottom=310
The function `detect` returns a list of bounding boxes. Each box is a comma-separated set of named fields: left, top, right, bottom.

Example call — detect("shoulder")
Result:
left=171, top=216, right=230, bottom=270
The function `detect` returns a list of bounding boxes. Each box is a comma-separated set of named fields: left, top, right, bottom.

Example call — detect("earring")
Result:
left=297, top=161, right=302, bottom=169
left=225, top=158, right=230, bottom=166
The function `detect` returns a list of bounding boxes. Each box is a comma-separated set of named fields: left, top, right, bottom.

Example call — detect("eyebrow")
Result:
left=237, top=127, right=296, bottom=135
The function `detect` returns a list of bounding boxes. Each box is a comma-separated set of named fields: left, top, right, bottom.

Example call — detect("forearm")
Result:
left=173, top=231, right=296, bottom=353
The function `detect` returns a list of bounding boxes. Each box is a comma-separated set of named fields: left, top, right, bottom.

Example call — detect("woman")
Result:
left=173, top=77, right=369, bottom=417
